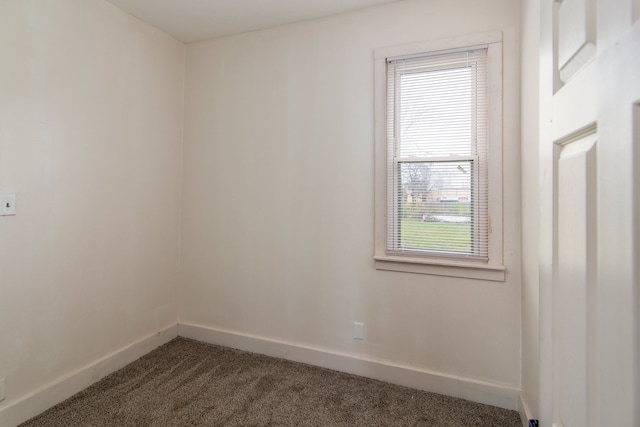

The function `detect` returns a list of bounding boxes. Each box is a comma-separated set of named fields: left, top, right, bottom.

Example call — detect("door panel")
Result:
left=542, top=0, right=640, bottom=425
left=556, top=0, right=596, bottom=82
left=553, top=133, right=597, bottom=427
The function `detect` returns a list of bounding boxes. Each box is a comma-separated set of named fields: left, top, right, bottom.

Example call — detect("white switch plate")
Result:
left=0, top=378, right=5, bottom=402
left=353, top=322, right=365, bottom=340
left=0, top=194, right=16, bottom=215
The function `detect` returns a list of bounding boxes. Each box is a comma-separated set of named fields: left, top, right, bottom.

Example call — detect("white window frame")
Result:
left=374, top=31, right=505, bottom=281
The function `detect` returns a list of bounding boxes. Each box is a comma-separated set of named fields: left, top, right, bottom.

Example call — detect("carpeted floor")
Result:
left=21, top=337, right=521, bottom=426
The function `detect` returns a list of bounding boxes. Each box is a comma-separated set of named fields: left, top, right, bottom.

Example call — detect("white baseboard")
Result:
left=2, top=322, right=520, bottom=427
left=0, top=324, right=178, bottom=427
left=178, top=322, right=519, bottom=411
left=518, top=392, right=536, bottom=427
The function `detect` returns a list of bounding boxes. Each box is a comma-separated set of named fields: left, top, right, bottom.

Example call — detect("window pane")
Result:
left=383, top=46, right=491, bottom=262
left=397, top=161, right=473, bottom=253
left=399, top=67, right=472, bottom=158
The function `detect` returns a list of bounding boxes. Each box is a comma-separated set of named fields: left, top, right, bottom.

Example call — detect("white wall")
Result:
left=519, top=0, right=540, bottom=421
left=181, top=0, right=521, bottom=394
left=0, top=0, right=184, bottom=420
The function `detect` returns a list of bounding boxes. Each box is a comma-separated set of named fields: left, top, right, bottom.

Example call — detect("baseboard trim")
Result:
left=178, top=322, right=519, bottom=411
left=518, top=392, right=536, bottom=427
left=0, top=324, right=178, bottom=427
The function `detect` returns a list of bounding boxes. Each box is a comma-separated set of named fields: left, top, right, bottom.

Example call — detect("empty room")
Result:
left=1, top=0, right=638, bottom=425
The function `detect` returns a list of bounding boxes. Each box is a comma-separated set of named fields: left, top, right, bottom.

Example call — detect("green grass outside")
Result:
left=400, top=219, right=471, bottom=252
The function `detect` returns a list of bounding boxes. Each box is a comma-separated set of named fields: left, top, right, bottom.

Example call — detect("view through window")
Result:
left=386, top=47, right=489, bottom=260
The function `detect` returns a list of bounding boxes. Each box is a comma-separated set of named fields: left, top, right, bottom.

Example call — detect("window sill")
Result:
left=374, top=255, right=505, bottom=282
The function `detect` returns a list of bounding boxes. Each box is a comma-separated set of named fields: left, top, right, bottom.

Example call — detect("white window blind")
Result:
left=385, top=47, right=489, bottom=260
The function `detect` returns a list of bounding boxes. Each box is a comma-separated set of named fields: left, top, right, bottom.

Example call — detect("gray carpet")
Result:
left=21, top=337, right=521, bottom=426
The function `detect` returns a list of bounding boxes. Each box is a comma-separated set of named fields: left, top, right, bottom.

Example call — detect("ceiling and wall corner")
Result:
left=103, top=0, right=404, bottom=42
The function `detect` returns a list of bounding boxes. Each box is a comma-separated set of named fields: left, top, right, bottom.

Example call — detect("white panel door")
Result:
left=541, top=0, right=640, bottom=425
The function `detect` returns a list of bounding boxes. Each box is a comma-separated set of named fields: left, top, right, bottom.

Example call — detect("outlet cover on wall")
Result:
left=353, top=322, right=365, bottom=340
left=0, top=194, right=16, bottom=216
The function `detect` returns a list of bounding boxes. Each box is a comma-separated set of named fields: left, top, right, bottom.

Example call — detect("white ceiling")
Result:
left=104, top=0, right=402, bottom=43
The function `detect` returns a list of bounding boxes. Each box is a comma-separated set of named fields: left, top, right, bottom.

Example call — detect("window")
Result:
left=374, top=32, right=504, bottom=281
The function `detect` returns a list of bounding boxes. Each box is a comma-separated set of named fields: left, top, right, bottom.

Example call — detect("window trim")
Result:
left=374, top=31, right=504, bottom=281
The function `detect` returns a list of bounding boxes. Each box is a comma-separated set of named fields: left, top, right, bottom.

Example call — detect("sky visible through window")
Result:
left=399, top=67, right=472, bottom=158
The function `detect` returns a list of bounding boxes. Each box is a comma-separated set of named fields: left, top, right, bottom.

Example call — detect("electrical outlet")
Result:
left=0, top=378, right=5, bottom=402
left=353, top=322, right=365, bottom=340
left=0, top=194, right=16, bottom=216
